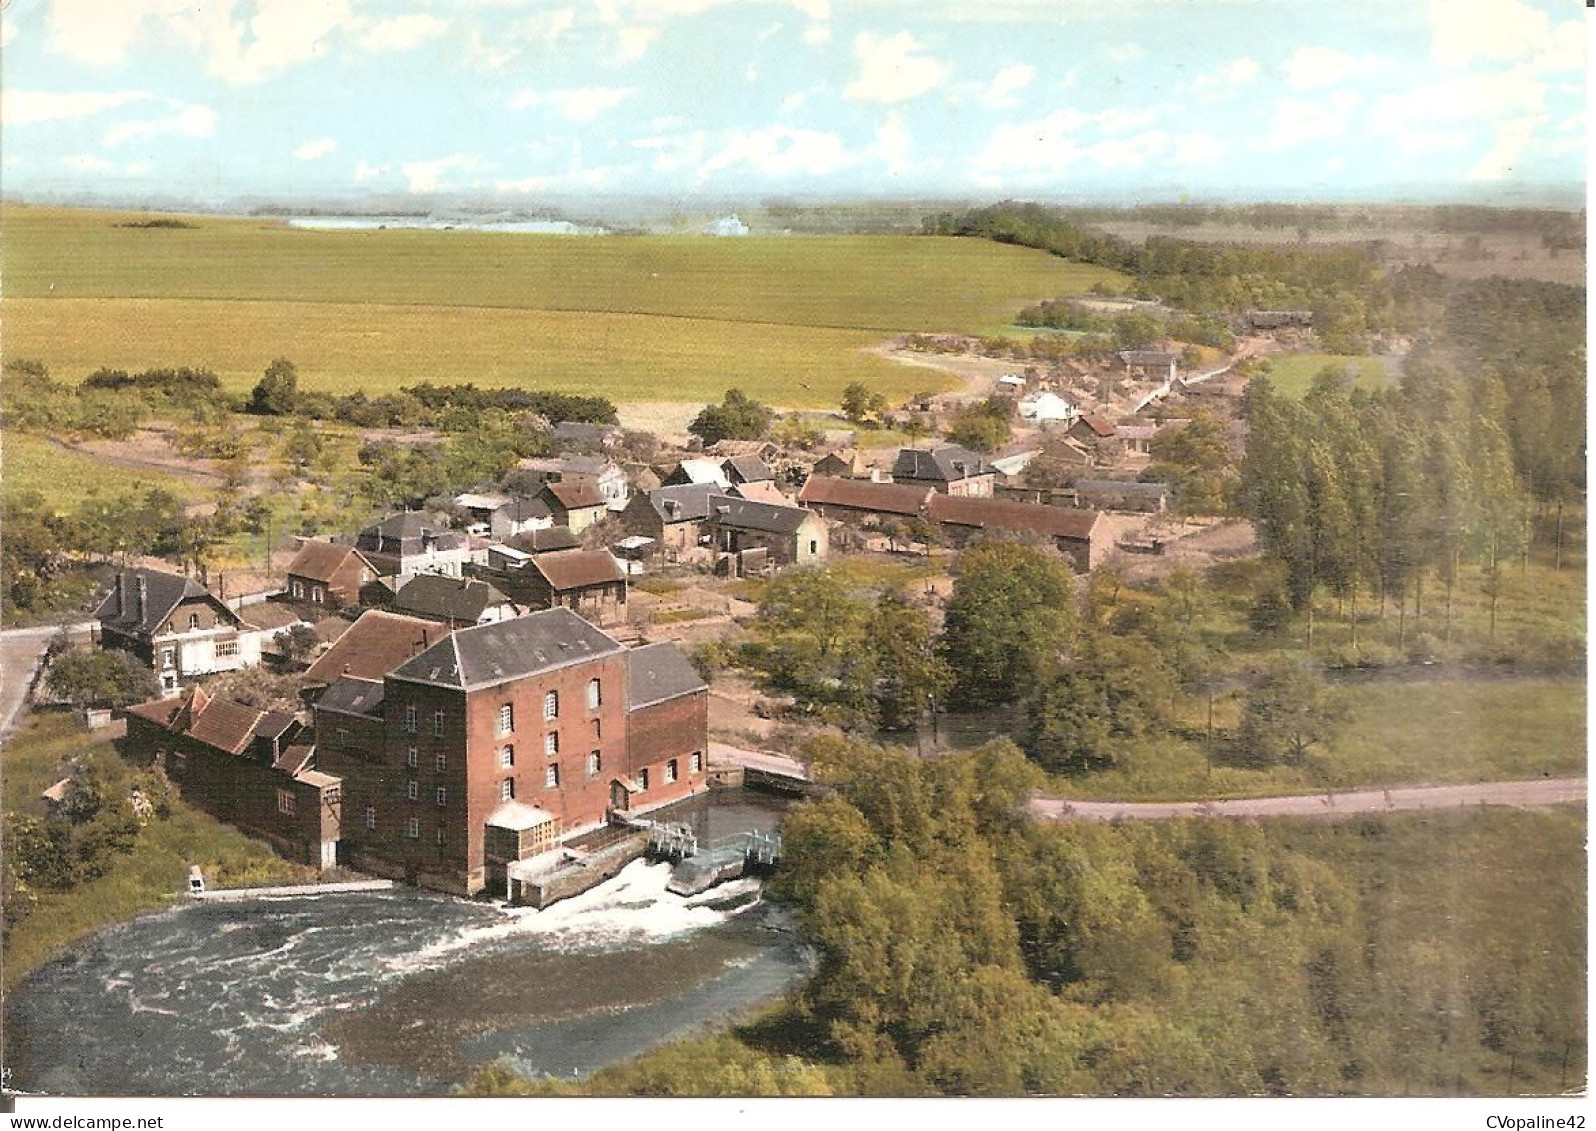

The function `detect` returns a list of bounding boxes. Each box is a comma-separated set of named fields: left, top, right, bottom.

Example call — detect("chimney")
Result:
left=136, top=576, right=148, bottom=624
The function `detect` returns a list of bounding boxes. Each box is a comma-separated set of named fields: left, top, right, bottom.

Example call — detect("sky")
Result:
left=0, top=0, right=1587, bottom=207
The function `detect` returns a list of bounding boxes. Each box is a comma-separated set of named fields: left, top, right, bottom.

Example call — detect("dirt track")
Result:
left=1029, top=776, right=1587, bottom=823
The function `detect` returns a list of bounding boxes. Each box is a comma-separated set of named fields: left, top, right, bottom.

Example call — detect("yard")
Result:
left=1256, top=351, right=1392, bottom=399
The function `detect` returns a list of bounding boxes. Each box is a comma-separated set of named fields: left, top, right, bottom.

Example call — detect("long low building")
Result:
left=926, top=494, right=1111, bottom=571
left=796, top=476, right=935, bottom=521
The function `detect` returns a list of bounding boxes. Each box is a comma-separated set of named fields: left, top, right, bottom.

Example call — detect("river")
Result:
left=5, top=793, right=809, bottom=1097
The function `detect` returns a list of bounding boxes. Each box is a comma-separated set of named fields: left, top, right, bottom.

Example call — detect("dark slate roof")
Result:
left=257, top=710, right=300, bottom=739
left=892, top=445, right=993, bottom=483
left=508, top=526, right=582, bottom=553
left=316, top=678, right=386, bottom=719
left=723, top=455, right=774, bottom=482
left=706, top=494, right=813, bottom=535
left=501, top=497, right=552, bottom=523
left=1074, top=479, right=1171, bottom=497
left=553, top=421, right=619, bottom=442
left=245, top=602, right=307, bottom=632
left=627, top=643, right=708, bottom=710
left=95, top=568, right=225, bottom=637
left=369, top=512, right=434, bottom=540
left=393, top=574, right=510, bottom=622
left=642, top=483, right=717, bottom=523
left=390, top=607, right=624, bottom=691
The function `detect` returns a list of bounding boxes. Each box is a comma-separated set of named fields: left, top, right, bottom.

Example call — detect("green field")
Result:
left=2, top=430, right=206, bottom=505
left=1053, top=675, right=1586, bottom=802
left=1260, top=352, right=1392, bottom=399
left=2, top=205, right=1125, bottom=406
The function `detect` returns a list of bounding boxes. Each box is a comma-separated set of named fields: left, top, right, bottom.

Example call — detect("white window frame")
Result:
left=690, top=752, right=702, bottom=774
left=545, top=732, right=559, bottom=757
left=364, top=806, right=376, bottom=830
left=543, top=690, right=558, bottom=720
left=545, top=764, right=560, bottom=789
left=435, top=751, right=447, bottom=773
left=638, top=768, right=649, bottom=792
left=406, top=817, right=420, bottom=839
left=432, top=710, right=445, bottom=737
left=498, top=703, right=514, bottom=736
left=407, top=746, right=418, bottom=769
left=499, top=746, right=514, bottom=768
left=277, top=789, right=296, bottom=816
left=406, top=780, right=418, bottom=801
left=500, top=778, right=515, bottom=802
left=586, top=679, right=601, bottom=711
left=665, top=759, right=678, bottom=785
left=404, top=705, right=417, bottom=733
left=435, top=787, right=447, bottom=807
left=587, top=751, right=601, bottom=778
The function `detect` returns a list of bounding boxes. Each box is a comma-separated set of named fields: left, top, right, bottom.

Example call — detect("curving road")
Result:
left=1029, top=777, right=1587, bottom=824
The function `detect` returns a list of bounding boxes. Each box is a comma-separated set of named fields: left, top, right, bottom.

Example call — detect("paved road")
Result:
left=1029, top=777, right=1587, bottom=824
left=0, top=621, right=95, bottom=740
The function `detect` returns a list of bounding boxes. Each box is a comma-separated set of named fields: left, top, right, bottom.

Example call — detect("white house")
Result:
left=1019, top=391, right=1078, bottom=425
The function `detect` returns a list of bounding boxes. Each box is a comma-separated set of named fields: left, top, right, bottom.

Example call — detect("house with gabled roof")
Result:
left=123, top=686, right=340, bottom=867
left=706, top=494, right=828, bottom=567
left=926, top=495, right=1110, bottom=571
left=95, top=567, right=260, bottom=695
left=796, top=476, right=935, bottom=523
left=721, top=455, right=774, bottom=486
left=891, top=444, right=996, bottom=497
left=302, top=610, right=442, bottom=700
left=392, top=574, right=519, bottom=629
left=356, top=512, right=470, bottom=578
left=473, top=547, right=628, bottom=625
left=539, top=480, right=608, bottom=534
left=489, top=497, right=553, bottom=541
left=661, top=458, right=732, bottom=490
left=285, top=540, right=376, bottom=610
left=620, top=484, right=718, bottom=555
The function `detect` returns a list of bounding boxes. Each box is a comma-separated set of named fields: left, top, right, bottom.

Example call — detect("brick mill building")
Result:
left=310, top=608, right=707, bottom=895
left=126, top=608, right=708, bottom=896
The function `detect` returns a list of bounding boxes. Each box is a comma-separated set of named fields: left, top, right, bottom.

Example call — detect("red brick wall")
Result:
left=626, top=690, right=709, bottom=810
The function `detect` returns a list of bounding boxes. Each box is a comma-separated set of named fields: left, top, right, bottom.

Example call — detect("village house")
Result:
left=123, top=687, right=341, bottom=868
left=452, top=492, right=513, bottom=528
left=797, top=476, right=935, bottom=525
left=96, top=568, right=263, bottom=695
left=1120, top=350, right=1179, bottom=384
left=539, top=480, right=608, bottom=534
left=620, top=484, right=717, bottom=556
left=1018, top=391, right=1077, bottom=426
left=516, top=455, right=631, bottom=511
left=475, top=547, right=629, bottom=626
left=926, top=495, right=1111, bottom=572
left=504, top=526, right=583, bottom=556
left=891, top=445, right=996, bottom=497
left=727, top=480, right=789, bottom=506
left=661, top=458, right=732, bottom=490
left=356, top=513, right=471, bottom=578
left=721, top=455, right=775, bottom=487
left=489, top=497, right=554, bottom=542
left=809, top=449, right=868, bottom=480
left=312, top=609, right=707, bottom=895
left=1115, top=424, right=1160, bottom=455
left=391, top=574, right=519, bottom=629
left=284, top=541, right=377, bottom=611
left=1067, top=413, right=1119, bottom=449
left=707, top=495, right=828, bottom=567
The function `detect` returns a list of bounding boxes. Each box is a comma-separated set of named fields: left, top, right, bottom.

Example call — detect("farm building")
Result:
left=479, top=548, right=629, bottom=626
left=539, top=481, right=608, bottom=533
left=490, top=498, right=554, bottom=541
left=662, top=458, right=733, bottom=490
left=1018, top=391, right=1077, bottom=425
left=926, top=495, right=1111, bottom=571
left=356, top=513, right=471, bottom=578
left=797, top=477, right=935, bottom=523
left=1119, top=350, right=1178, bottom=383
left=621, top=484, right=718, bottom=556
left=391, top=574, right=519, bottom=629
left=1068, top=479, right=1172, bottom=513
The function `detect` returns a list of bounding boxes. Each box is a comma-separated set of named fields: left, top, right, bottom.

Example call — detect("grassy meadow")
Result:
left=1259, top=351, right=1393, bottom=398
left=2, top=205, right=1125, bottom=406
left=2, top=429, right=205, bottom=505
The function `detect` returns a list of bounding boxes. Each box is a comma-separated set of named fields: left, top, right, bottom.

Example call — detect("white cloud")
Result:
left=779, top=85, right=827, bottom=113
left=790, top=0, right=829, bottom=18
left=1194, top=57, right=1260, bottom=93
left=1170, top=132, right=1223, bottom=166
left=2, top=90, right=153, bottom=127
left=360, top=14, right=449, bottom=53
left=875, top=111, right=910, bottom=175
left=1429, top=0, right=1553, bottom=68
left=44, top=0, right=207, bottom=67
left=976, top=112, right=1085, bottom=177
left=104, top=103, right=217, bottom=146
left=354, top=160, right=385, bottom=183
left=467, top=30, right=519, bottom=70
left=295, top=137, right=337, bottom=161
left=207, top=0, right=355, bottom=85
left=1372, top=71, right=1544, bottom=141
left=64, top=153, right=117, bottom=174
left=1469, top=117, right=1539, bottom=181
left=699, top=126, right=855, bottom=179
left=1106, top=43, right=1145, bottom=64
left=615, top=25, right=660, bottom=62
left=1, top=18, right=17, bottom=49
left=402, top=153, right=480, bottom=193
left=511, top=87, right=636, bottom=122
left=1282, top=46, right=1379, bottom=90
left=982, top=63, right=1035, bottom=108
left=1086, top=130, right=1170, bottom=170
left=1260, top=91, right=1360, bottom=150
left=803, top=24, right=830, bottom=45
left=844, top=31, right=951, bottom=104
left=630, top=129, right=709, bottom=175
